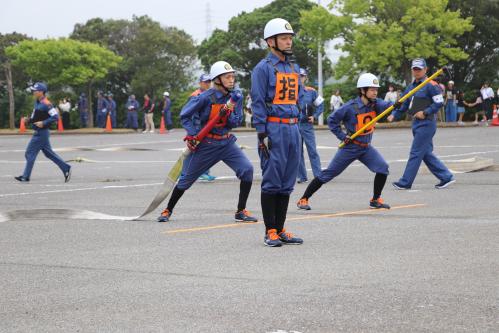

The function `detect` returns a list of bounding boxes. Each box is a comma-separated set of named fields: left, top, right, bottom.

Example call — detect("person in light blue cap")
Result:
left=388, top=58, right=455, bottom=189
left=15, top=82, right=71, bottom=183
left=296, top=67, right=324, bottom=183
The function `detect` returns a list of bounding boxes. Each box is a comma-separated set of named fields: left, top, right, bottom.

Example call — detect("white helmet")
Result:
left=448, top=80, right=454, bottom=85
left=357, top=73, right=380, bottom=88
left=209, top=61, right=235, bottom=80
left=163, top=91, right=169, bottom=96
left=264, top=18, right=295, bottom=40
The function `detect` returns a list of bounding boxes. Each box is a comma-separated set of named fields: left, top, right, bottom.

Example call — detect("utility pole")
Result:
left=317, top=0, right=324, bottom=126
left=205, top=2, right=212, bottom=39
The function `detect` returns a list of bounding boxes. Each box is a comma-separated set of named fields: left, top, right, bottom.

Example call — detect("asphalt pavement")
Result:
left=1, top=126, right=498, bottom=332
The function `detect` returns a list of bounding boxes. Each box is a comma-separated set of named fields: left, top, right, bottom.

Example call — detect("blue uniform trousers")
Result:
left=298, top=122, right=321, bottom=181
left=165, top=110, right=173, bottom=128
left=111, top=110, right=117, bottom=128
left=259, top=122, right=301, bottom=195
left=96, top=111, right=106, bottom=128
left=79, top=112, right=88, bottom=128
left=445, top=102, right=457, bottom=122
left=22, top=128, right=70, bottom=179
left=177, top=136, right=253, bottom=190
left=126, top=111, right=138, bottom=129
left=397, top=120, right=453, bottom=187
left=318, top=144, right=388, bottom=183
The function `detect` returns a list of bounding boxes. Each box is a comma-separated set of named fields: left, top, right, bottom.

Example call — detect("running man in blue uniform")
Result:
left=297, top=73, right=392, bottom=210
left=15, top=82, right=71, bottom=183
left=388, top=58, right=455, bottom=189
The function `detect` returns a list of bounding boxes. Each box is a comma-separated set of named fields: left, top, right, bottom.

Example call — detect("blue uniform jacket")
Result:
left=251, top=52, right=304, bottom=133
left=97, top=97, right=107, bottom=112
left=106, top=99, right=116, bottom=112
left=163, top=97, right=171, bottom=113
left=78, top=97, right=88, bottom=111
left=299, top=86, right=324, bottom=122
left=126, top=99, right=140, bottom=110
left=328, top=97, right=392, bottom=144
left=391, top=77, right=443, bottom=121
left=180, top=88, right=243, bottom=137
left=30, top=97, right=58, bottom=130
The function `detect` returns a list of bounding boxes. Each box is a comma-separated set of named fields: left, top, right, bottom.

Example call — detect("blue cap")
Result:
left=29, top=82, right=47, bottom=92
left=411, top=58, right=427, bottom=69
left=299, top=68, right=307, bottom=76
left=199, top=73, right=211, bottom=82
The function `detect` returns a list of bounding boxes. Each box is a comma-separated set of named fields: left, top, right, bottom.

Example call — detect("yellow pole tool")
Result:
left=338, top=68, right=445, bottom=148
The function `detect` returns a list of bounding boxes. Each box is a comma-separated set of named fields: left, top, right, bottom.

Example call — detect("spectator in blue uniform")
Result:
left=388, top=58, right=455, bottom=189
left=251, top=18, right=305, bottom=247
left=191, top=74, right=217, bottom=181
left=297, top=73, right=392, bottom=211
left=77, top=93, right=88, bottom=128
left=125, top=94, right=140, bottom=130
left=162, top=91, right=173, bottom=130
left=157, top=61, right=257, bottom=223
left=297, top=68, right=324, bottom=183
left=106, top=92, right=117, bottom=128
left=15, top=82, right=71, bottom=183
left=96, top=91, right=107, bottom=128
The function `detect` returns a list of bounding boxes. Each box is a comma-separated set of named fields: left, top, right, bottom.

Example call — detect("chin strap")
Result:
left=271, top=36, right=293, bottom=56
left=214, top=79, right=233, bottom=93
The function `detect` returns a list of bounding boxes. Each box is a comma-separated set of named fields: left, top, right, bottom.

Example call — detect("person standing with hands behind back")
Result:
left=251, top=18, right=304, bottom=247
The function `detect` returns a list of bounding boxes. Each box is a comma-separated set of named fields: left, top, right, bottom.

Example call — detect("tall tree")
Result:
left=0, top=33, right=30, bottom=129
left=198, top=0, right=331, bottom=89
left=6, top=38, right=122, bottom=127
left=325, top=0, right=473, bottom=84
left=71, top=16, right=197, bottom=98
left=447, top=0, right=499, bottom=89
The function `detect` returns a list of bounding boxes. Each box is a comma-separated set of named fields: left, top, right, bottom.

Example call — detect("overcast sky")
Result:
left=1, top=0, right=275, bottom=43
left=0, top=0, right=341, bottom=63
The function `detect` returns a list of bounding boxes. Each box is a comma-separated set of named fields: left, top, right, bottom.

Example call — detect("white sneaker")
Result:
left=458, top=121, right=464, bottom=126
left=149, top=130, right=155, bottom=133
left=142, top=130, right=147, bottom=133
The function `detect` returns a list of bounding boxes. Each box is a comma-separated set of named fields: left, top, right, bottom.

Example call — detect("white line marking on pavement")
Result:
left=0, top=182, right=164, bottom=198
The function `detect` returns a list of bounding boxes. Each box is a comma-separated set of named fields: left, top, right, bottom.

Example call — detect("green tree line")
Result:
left=1, top=0, right=497, bottom=128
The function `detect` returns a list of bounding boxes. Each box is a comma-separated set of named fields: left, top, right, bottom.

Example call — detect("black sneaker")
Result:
left=14, top=176, right=30, bottom=182
left=297, top=198, right=311, bottom=210
left=64, top=167, right=72, bottom=183
left=157, top=208, right=172, bottom=222
left=370, top=198, right=390, bottom=209
left=297, top=178, right=308, bottom=184
left=264, top=229, right=283, bottom=247
left=392, top=182, right=411, bottom=190
left=235, top=209, right=258, bottom=223
left=278, top=229, right=303, bottom=245
left=435, top=178, right=455, bottom=189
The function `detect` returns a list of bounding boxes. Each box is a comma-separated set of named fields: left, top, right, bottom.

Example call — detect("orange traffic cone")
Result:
left=105, top=114, right=112, bottom=132
left=491, top=105, right=499, bottom=126
left=159, top=115, right=167, bottom=134
left=19, top=116, right=26, bottom=133
left=57, top=116, right=64, bottom=132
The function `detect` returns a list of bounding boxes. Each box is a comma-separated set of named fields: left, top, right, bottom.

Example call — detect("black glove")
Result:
left=258, top=132, right=270, bottom=159
left=343, top=135, right=352, bottom=145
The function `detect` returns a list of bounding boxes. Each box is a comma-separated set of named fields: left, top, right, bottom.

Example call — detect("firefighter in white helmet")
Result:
left=297, top=73, right=393, bottom=211
left=157, top=61, right=257, bottom=223
left=251, top=18, right=304, bottom=247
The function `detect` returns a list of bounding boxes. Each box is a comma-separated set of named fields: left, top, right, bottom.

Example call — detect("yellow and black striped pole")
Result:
left=338, top=68, right=445, bottom=148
